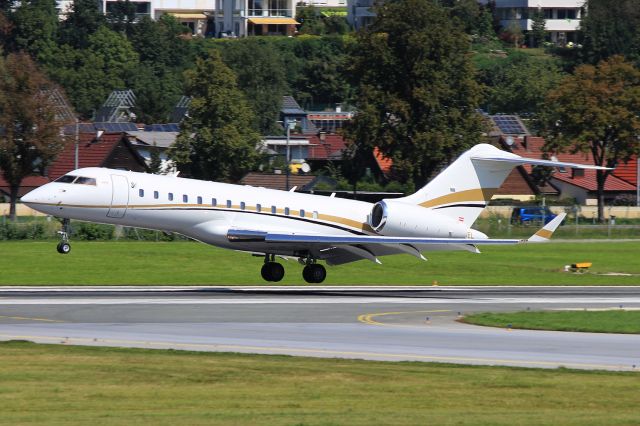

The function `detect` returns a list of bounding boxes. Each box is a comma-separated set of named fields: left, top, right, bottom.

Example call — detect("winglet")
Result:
left=527, top=213, right=567, bottom=242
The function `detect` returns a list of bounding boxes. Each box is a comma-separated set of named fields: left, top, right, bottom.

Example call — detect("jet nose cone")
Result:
left=21, top=190, right=37, bottom=206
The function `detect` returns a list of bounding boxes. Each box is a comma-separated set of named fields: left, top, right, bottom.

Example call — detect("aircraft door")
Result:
left=107, top=174, right=129, bottom=218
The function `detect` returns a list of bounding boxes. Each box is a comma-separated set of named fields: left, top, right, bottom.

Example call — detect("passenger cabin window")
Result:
left=139, top=189, right=144, bottom=197
left=313, top=211, right=318, bottom=219
left=197, top=196, right=203, bottom=205
left=226, top=200, right=232, bottom=208
left=240, top=202, right=245, bottom=210
left=168, top=193, right=174, bottom=201
left=212, top=198, right=217, bottom=207
left=75, top=177, right=96, bottom=186
left=256, top=204, right=261, bottom=213
left=154, top=191, right=159, bottom=199
left=284, top=207, right=290, bottom=216
left=183, top=194, right=188, bottom=203
left=300, top=209, right=305, bottom=218
left=271, top=205, right=276, bottom=214
left=55, top=175, right=77, bottom=183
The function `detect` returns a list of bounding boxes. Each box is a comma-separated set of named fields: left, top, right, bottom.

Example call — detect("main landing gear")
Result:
left=260, top=254, right=327, bottom=284
left=56, top=218, right=71, bottom=254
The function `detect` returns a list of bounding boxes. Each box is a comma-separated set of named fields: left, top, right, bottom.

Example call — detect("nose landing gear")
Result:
left=56, top=219, right=71, bottom=254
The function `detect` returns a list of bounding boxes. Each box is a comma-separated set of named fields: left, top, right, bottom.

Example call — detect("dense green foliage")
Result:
left=538, top=56, right=640, bottom=221
left=464, top=310, right=640, bottom=334
left=343, top=0, right=485, bottom=187
left=170, top=50, right=261, bottom=182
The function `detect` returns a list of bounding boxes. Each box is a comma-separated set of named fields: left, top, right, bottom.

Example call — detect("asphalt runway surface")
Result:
left=1, top=286, right=640, bottom=371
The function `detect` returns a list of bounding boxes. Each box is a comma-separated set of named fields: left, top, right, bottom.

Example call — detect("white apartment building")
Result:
left=348, top=0, right=585, bottom=45
left=101, top=0, right=298, bottom=37
left=484, top=0, right=585, bottom=45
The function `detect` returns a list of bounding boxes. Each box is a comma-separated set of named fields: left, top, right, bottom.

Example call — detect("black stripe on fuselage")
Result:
left=132, top=207, right=370, bottom=236
left=433, top=203, right=487, bottom=210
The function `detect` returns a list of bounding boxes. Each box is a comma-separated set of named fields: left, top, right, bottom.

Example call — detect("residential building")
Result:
left=346, top=0, right=376, bottom=30
left=480, top=0, right=585, bottom=45
left=100, top=0, right=298, bottom=37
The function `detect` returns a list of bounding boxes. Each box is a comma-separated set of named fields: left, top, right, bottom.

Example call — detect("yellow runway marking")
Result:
left=357, top=310, right=451, bottom=327
left=0, top=333, right=633, bottom=371
left=0, top=315, right=64, bottom=323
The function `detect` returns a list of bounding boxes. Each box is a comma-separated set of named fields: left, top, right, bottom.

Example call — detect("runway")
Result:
left=1, top=286, right=640, bottom=371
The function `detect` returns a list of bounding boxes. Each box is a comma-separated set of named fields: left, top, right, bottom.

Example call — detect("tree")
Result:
left=579, top=0, right=640, bottom=65
left=9, top=0, right=58, bottom=55
left=478, top=51, right=564, bottom=115
left=217, top=39, right=288, bottom=135
left=58, top=0, right=105, bottom=49
left=343, top=0, right=485, bottom=188
left=538, top=56, right=640, bottom=221
left=0, top=53, right=69, bottom=219
left=170, top=50, right=261, bottom=182
left=530, top=8, right=546, bottom=48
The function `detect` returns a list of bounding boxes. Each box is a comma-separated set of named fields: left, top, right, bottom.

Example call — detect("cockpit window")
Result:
left=55, top=175, right=77, bottom=183
left=75, top=177, right=96, bottom=186
left=54, top=175, right=96, bottom=185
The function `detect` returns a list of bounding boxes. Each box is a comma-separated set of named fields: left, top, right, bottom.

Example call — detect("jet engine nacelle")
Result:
left=368, top=200, right=472, bottom=238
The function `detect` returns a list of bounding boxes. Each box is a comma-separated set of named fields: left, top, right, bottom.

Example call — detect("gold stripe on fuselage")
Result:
left=419, top=188, right=498, bottom=208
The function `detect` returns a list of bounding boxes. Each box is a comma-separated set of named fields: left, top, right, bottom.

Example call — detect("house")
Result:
left=125, top=130, right=178, bottom=173
left=496, top=136, right=637, bottom=205
left=0, top=132, right=148, bottom=201
left=479, top=0, right=584, bottom=45
left=348, top=0, right=584, bottom=45
left=97, top=0, right=299, bottom=37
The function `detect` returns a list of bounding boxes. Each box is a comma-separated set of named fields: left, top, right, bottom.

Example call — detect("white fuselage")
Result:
left=23, top=167, right=480, bottom=258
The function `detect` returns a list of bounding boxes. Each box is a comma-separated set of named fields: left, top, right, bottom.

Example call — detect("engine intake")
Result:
left=369, top=201, right=388, bottom=232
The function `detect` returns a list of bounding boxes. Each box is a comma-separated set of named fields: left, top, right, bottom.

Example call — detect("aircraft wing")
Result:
left=227, top=213, right=566, bottom=265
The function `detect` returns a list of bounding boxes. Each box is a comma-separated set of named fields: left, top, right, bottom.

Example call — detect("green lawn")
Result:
left=1, top=240, right=639, bottom=285
left=1, top=341, right=639, bottom=425
left=462, top=310, right=640, bottom=334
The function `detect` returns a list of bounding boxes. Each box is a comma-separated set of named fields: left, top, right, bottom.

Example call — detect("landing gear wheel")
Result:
left=56, top=242, right=71, bottom=254
left=261, top=262, right=285, bottom=282
left=303, top=264, right=326, bottom=284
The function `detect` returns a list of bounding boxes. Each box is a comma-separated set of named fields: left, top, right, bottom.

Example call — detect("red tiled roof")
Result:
left=500, top=136, right=636, bottom=192
left=47, top=132, right=124, bottom=180
left=0, top=175, right=50, bottom=197
left=373, top=147, right=393, bottom=174
left=614, top=157, right=638, bottom=186
left=241, top=172, right=315, bottom=191
left=307, top=134, right=347, bottom=160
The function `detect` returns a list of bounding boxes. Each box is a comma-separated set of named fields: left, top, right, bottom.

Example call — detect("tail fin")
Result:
left=399, top=144, right=609, bottom=225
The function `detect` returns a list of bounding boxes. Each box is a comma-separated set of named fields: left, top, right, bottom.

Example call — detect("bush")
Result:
left=73, top=222, right=114, bottom=240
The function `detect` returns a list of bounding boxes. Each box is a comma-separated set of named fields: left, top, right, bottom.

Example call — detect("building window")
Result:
left=183, top=194, right=188, bottom=203
left=139, top=189, right=144, bottom=197
left=212, top=198, right=217, bottom=207
left=168, top=192, right=174, bottom=201
left=227, top=200, right=232, bottom=208
left=197, top=196, right=203, bottom=205
left=300, top=209, right=305, bottom=218
left=154, top=191, right=159, bottom=199
left=256, top=203, right=261, bottom=213
left=240, top=201, right=246, bottom=210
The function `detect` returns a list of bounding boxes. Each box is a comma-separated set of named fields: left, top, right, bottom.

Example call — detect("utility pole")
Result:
left=285, top=119, right=296, bottom=191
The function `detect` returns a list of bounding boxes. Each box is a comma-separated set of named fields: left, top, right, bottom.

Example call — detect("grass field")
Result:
left=1, top=341, right=639, bottom=425
left=1, top=240, right=639, bottom=285
left=462, top=310, right=640, bottom=334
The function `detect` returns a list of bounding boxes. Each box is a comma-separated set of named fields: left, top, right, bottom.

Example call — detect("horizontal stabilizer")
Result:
left=528, top=213, right=567, bottom=242
left=471, top=156, right=611, bottom=170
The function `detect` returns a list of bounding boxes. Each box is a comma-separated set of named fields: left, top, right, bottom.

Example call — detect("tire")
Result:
left=261, top=262, right=284, bottom=282
left=303, top=264, right=326, bottom=284
left=268, top=262, right=285, bottom=282
left=56, top=242, right=71, bottom=254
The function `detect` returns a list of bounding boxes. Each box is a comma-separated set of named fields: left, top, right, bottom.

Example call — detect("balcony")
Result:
left=247, top=8, right=293, bottom=17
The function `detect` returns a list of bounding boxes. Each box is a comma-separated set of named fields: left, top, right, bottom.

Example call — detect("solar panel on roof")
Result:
left=491, top=115, right=528, bottom=135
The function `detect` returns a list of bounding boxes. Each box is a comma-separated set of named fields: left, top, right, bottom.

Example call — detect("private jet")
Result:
left=22, top=143, right=603, bottom=283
